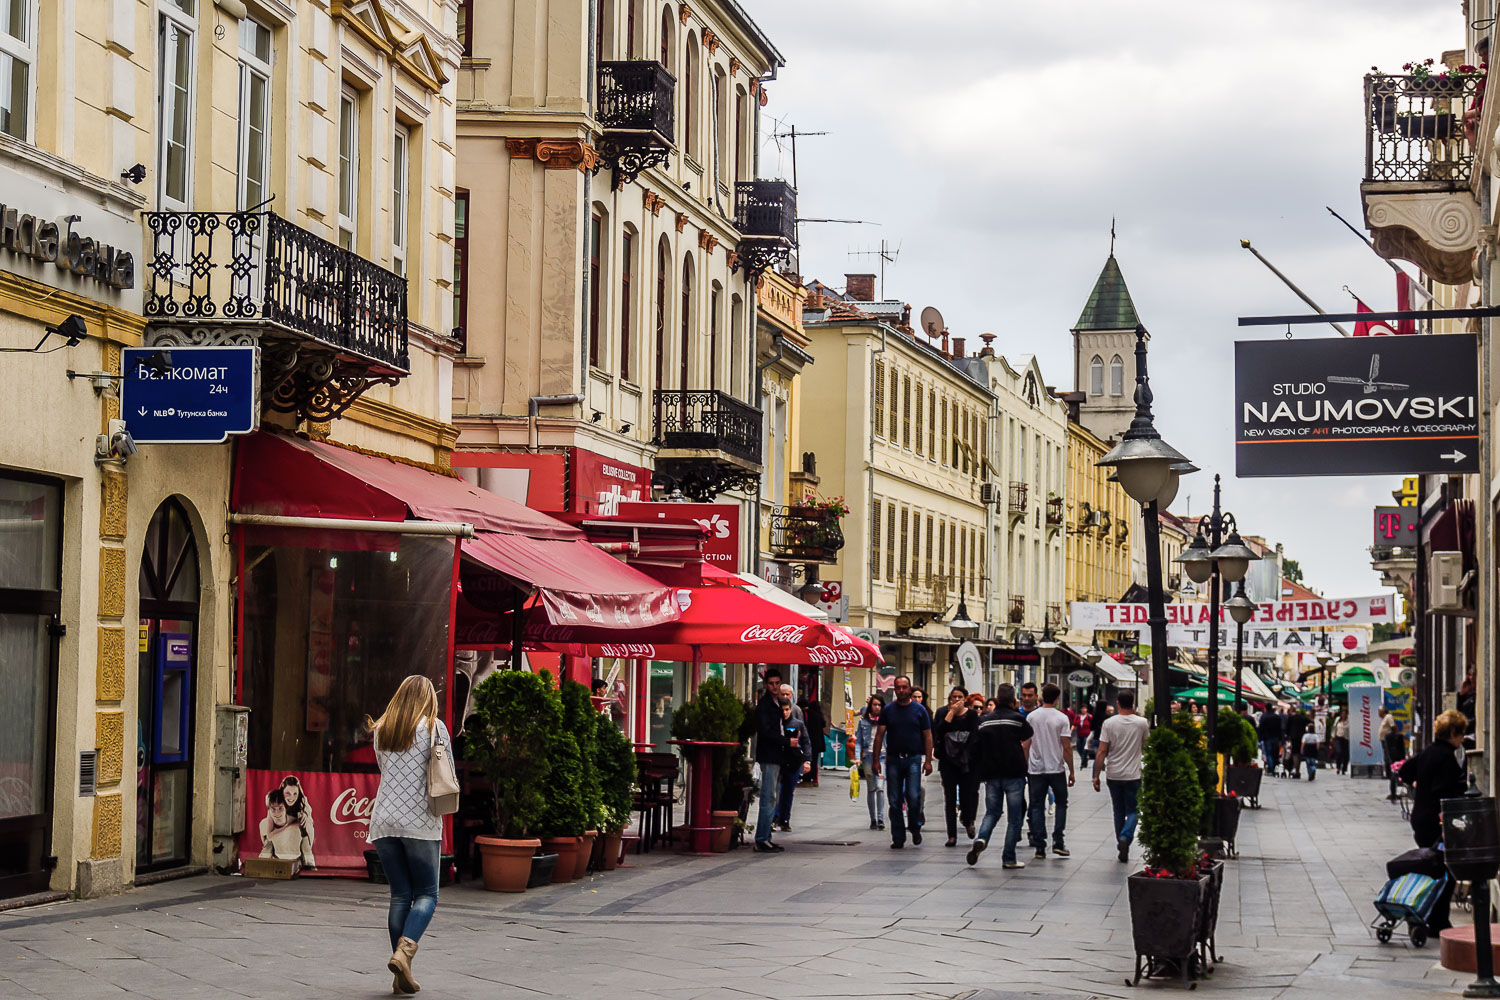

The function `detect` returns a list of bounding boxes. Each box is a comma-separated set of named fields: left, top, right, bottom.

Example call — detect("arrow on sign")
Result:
left=1441, top=450, right=1467, bottom=463
left=138, top=407, right=147, bottom=416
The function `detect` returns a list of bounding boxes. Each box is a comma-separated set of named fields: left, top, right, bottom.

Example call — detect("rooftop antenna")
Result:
left=1110, top=217, right=1116, bottom=257
left=771, top=122, right=829, bottom=251
left=849, top=239, right=902, bottom=299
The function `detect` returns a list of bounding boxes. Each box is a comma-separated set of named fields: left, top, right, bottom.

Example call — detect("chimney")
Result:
left=978, top=333, right=996, bottom=357
left=952, top=336, right=966, bottom=358
left=844, top=273, right=876, bottom=301
left=900, top=303, right=911, bottom=328
left=940, top=331, right=950, bottom=355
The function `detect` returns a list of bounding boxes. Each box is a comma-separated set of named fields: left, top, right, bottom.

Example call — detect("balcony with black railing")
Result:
left=651, top=389, right=762, bottom=500
left=769, top=506, right=846, bottom=563
left=1361, top=69, right=1483, bottom=284
left=596, top=60, right=675, bottom=186
left=733, top=180, right=797, bottom=276
left=141, top=210, right=408, bottom=420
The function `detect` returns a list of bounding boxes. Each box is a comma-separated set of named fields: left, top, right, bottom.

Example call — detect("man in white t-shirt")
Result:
left=1092, top=689, right=1151, bottom=863
left=1024, top=683, right=1075, bottom=859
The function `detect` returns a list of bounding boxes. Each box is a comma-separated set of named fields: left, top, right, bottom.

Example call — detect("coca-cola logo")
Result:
left=330, top=787, right=375, bottom=827
left=599, top=643, right=657, bottom=658
left=806, top=645, right=863, bottom=665
left=742, top=625, right=809, bottom=643
left=456, top=620, right=507, bottom=645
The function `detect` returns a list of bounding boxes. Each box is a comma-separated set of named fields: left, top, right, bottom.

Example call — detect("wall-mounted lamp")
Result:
left=120, top=163, right=147, bottom=185
left=619, top=422, right=632, bottom=434
left=591, top=410, right=604, bottom=423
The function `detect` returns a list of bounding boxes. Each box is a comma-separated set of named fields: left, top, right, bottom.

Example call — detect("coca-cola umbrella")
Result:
left=457, top=584, right=882, bottom=667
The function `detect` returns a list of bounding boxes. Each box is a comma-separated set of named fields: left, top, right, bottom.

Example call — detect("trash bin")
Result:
left=1443, top=795, right=1500, bottom=882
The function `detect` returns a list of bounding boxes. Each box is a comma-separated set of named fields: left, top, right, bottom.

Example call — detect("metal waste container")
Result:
left=1443, top=795, right=1500, bottom=882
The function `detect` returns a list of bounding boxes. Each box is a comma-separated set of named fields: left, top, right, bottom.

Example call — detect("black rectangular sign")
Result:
left=1235, top=334, right=1479, bottom=477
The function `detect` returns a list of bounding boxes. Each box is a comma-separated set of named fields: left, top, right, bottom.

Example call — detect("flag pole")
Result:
left=1325, top=206, right=1437, bottom=304
left=1239, top=239, right=1352, bottom=337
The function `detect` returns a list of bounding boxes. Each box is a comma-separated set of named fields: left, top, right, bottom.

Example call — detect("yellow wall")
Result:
left=1065, top=421, right=1132, bottom=603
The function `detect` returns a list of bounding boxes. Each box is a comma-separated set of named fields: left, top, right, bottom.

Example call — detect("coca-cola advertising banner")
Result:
left=239, top=769, right=450, bottom=873
left=618, top=502, right=740, bottom=567
left=1070, top=594, right=1395, bottom=629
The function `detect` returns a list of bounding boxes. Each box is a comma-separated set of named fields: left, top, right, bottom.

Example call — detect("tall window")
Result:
left=453, top=190, right=469, bottom=347
left=625, top=0, right=636, bottom=58
left=683, top=35, right=696, bottom=156
left=886, top=502, right=896, bottom=581
left=338, top=89, right=359, bottom=249
left=708, top=286, right=720, bottom=390
left=679, top=255, right=691, bottom=389
left=659, top=6, right=670, bottom=66
left=588, top=211, right=603, bottom=367
left=873, top=361, right=885, bottom=437
left=936, top=522, right=944, bottom=588
left=457, top=0, right=473, bottom=56
left=1109, top=354, right=1124, bottom=396
left=0, top=0, right=35, bottom=141
left=733, top=91, right=744, bottom=182
left=871, top=499, right=883, bottom=582
left=236, top=17, right=272, bottom=211
left=157, top=1, right=198, bottom=211
left=392, top=125, right=410, bottom=276
left=928, top=388, right=936, bottom=457
left=898, top=507, right=909, bottom=582
left=1089, top=355, right=1104, bottom=396
left=712, top=70, right=726, bottom=188
left=901, top=376, right=911, bottom=448
left=924, top=516, right=934, bottom=584
left=914, top=381, right=924, bottom=456
left=654, top=241, right=668, bottom=391
left=951, top=401, right=960, bottom=465
left=619, top=230, right=633, bottom=381
left=888, top=369, right=898, bottom=442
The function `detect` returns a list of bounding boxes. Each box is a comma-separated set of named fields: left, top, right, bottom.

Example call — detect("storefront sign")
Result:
left=619, top=502, right=740, bottom=567
left=1373, top=506, right=1419, bottom=547
left=1165, top=626, right=1368, bottom=653
left=991, top=648, right=1041, bottom=666
left=1235, top=335, right=1479, bottom=476
left=1070, top=594, right=1395, bottom=628
left=1067, top=669, right=1093, bottom=688
left=570, top=451, right=651, bottom=515
left=121, top=346, right=258, bottom=443
left=1348, top=685, right=1384, bottom=767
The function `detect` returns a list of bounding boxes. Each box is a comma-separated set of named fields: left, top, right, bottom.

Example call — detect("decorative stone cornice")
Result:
left=703, top=28, right=718, bottom=54
left=642, top=189, right=668, bottom=216
left=679, top=4, right=694, bottom=25
left=698, top=230, right=719, bottom=254
left=676, top=212, right=688, bottom=233
left=729, top=57, right=741, bottom=76
left=1361, top=182, right=1482, bottom=285
left=506, top=137, right=600, bottom=172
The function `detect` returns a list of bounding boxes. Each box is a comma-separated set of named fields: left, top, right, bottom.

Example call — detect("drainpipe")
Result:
left=867, top=325, right=888, bottom=628
left=752, top=334, right=786, bottom=576
left=580, top=0, right=598, bottom=402
left=529, top=393, right=584, bottom=451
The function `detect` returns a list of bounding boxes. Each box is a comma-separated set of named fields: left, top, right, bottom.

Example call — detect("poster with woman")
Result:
left=255, top=775, right=317, bottom=868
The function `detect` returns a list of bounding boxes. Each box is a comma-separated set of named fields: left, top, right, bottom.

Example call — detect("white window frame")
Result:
left=157, top=1, right=198, bottom=213
left=235, top=16, right=272, bottom=211
left=337, top=87, right=359, bottom=250
left=1089, top=355, right=1104, bottom=397
left=1109, top=354, right=1124, bottom=396
left=391, top=124, right=409, bottom=276
left=0, top=0, right=38, bottom=143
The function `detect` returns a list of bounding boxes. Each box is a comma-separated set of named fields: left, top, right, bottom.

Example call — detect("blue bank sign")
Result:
left=121, top=346, right=258, bottom=444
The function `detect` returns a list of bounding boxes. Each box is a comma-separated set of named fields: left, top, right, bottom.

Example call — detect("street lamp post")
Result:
left=1096, top=326, right=1192, bottom=729
left=1035, top=622, right=1059, bottom=689
left=1225, top=583, right=1257, bottom=712
left=1176, top=475, right=1258, bottom=752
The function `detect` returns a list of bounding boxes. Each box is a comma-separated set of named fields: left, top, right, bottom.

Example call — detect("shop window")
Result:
left=241, top=533, right=455, bottom=773
left=157, top=1, right=198, bottom=212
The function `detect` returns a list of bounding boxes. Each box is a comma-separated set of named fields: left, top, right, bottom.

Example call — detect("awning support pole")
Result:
left=229, top=513, right=476, bottom=538
left=511, top=589, right=524, bottom=671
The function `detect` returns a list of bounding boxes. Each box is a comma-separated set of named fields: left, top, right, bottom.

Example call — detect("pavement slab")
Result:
left=0, top=764, right=1471, bottom=998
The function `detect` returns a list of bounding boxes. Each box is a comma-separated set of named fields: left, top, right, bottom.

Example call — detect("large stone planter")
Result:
left=475, top=837, right=540, bottom=893
left=1127, top=872, right=1209, bottom=987
left=1224, top=764, right=1263, bottom=807
left=1213, top=794, right=1242, bottom=854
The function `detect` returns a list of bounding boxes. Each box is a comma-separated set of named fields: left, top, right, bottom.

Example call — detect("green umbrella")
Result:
left=1330, top=665, right=1379, bottom=695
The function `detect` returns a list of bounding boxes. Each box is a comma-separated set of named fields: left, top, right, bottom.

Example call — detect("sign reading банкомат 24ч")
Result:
left=1235, top=334, right=1478, bottom=477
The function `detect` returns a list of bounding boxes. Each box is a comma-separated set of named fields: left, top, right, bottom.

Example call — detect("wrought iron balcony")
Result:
left=733, top=180, right=796, bottom=276
left=1008, top=482, right=1028, bottom=514
left=596, top=60, right=675, bottom=186
left=897, top=572, right=951, bottom=623
left=1045, top=496, right=1064, bottom=526
left=1361, top=71, right=1483, bottom=284
left=1008, top=596, right=1025, bottom=624
left=651, top=389, right=762, bottom=501
left=769, top=506, right=846, bottom=563
left=141, top=211, right=408, bottom=420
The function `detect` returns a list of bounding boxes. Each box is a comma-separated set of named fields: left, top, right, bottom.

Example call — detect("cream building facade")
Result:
left=0, top=0, right=458, bottom=900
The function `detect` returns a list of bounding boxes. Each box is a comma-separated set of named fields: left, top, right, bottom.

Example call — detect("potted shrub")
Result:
left=561, top=681, right=604, bottom=877
left=462, top=670, right=554, bottom=892
left=1127, top=727, right=1208, bottom=987
left=670, top=677, right=747, bottom=852
left=1171, top=712, right=1217, bottom=838
left=594, top=711, right=637, bottom=871
left=538, top=674, right=591, bottom=882
left=1219, top=709, right=1263, bottom=807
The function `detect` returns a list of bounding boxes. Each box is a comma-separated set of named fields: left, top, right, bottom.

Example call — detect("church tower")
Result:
left=1071, top=253, right=1143, bottom=444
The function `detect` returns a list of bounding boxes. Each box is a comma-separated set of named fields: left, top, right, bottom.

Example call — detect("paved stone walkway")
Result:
left=0, top=767, right=1473, bottom=999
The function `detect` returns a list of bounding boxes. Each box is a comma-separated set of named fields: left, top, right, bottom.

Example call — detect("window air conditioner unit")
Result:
left=1429, top=551, right=1464, bottom=612
left=980, top=483, right=999, bottom=506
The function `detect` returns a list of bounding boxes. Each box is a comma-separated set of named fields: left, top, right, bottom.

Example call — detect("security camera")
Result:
left=95, top=419, right=138, bottom=466
left=47, top=314, right=87, bottom=347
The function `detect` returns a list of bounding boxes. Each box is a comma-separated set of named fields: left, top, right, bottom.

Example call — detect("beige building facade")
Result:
left=0, top=0, right=458, bottom=900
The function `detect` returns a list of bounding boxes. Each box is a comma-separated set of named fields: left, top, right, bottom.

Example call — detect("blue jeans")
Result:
left=373, top=837, right=440, bottom=950
left=1261, top=739, right=1280, bottom=769
left=1107, top=778, right=1141, bottom=843
left=885, top=755, right=924, bottom=844
left=861, top=757, right=886, bottom=823
left=1027, top=772, right=1069, bottom=851
left=775, top=763, right=798, bottom=824
left=1304, top=753, right=1317, bottom=778
left=755, top=762, right=781, bottom=844
left=974, top=777, right=1027, bottom=862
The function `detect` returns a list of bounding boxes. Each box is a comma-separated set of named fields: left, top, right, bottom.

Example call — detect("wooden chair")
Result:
left=633, top=752, right=679, bottom=852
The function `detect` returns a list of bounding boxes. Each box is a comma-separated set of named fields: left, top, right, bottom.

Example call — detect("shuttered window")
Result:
left=886, top=502, right=896, bottom=581
left=902, top=376, right=911, bottom=448
left=873, top=361, right=886, bottom=438
left=871, top=499, right=883, bottom=582
left=924, top=515, right=934, bottom=583
left=914, top=380, right=924, bottom=455
left=936, top=522, right=945, bottom=590
left=889, top=370, right=899, bottom=444
left=899, top=507, right=909, bottom=584
left=928, top=388, right=936, bottom=457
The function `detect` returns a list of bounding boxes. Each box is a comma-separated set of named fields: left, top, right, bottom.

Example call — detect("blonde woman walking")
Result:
left=367, top=675, right=451, bottom=994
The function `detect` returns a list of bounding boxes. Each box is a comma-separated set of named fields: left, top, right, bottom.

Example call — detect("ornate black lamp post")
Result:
left=1224, top=582, right=1257, bottom=712
left=1175, top=476, right=1258, bottom=750
left=1096, top=326, right=1192, bottom=729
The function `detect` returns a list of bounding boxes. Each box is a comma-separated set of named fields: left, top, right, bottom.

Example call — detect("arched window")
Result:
left=619, top=226, right=636, bottom=381
left=713, top=68, right=727, bottom=189
left=655, top=238, right=670, bottom=392
left=1089, top=355, right=1103, bottom=396
left=683, top=33, right=698, bottom=156
left=659, top=6, right=671, bottom=68
left=1109, top=355, right=1124, bottom=396
left=680, top=253, right=693, bottom=389
left=708, top=281, right=721, bottom=390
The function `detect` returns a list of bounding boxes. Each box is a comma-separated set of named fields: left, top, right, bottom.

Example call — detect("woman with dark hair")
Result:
left=279, top=776, right=316, bottom=867
left=932, top=686, right=979, bottom=845
left=854, top=695, right=887, bottom=830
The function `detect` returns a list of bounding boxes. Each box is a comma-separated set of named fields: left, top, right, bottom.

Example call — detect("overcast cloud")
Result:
left=749, top=0, right=1458, bottom=600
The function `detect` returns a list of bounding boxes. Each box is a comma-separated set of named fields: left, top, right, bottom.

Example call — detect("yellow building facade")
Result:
left=0, top=0, right=458, bottom=900
left=1064, top=418, right=1132, bottom=605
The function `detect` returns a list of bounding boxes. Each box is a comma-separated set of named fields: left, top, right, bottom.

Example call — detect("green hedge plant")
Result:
left=1138, top=727, right=1204, bottom=878
left=561, top=680, right=604, bottom=832
left=670, top=677, right=748, bottom=808
left=1171, top=712, right=1218, bottom=835
left=1215, top=707, right=1259, bottom=765
left=461, top=669, right=557, bottom=839
left=595, top=712, right=637, bottom=833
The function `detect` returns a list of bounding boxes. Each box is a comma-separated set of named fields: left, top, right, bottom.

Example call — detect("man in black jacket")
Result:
left=1257, top=706, right=1284, bottom=772
left=966, top=684, right=1033, bottom=869
left=753, top=668, right=787, bottom=852
left=1285, top=711, right=1310, bottom=779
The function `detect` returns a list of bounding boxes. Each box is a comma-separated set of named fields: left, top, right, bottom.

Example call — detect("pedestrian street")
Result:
left=0, top=769, right=1467, bottom=1000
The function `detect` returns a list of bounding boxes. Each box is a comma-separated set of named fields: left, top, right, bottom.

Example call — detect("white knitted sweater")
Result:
left=368, top=720, right=450, bottom=842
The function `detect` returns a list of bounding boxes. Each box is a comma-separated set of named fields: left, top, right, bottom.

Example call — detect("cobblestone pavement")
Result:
left=0, top=766, right=1473, bottom=999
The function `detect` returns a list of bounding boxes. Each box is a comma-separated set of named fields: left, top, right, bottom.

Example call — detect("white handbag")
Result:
left=427, top=724, right=460, bottom=817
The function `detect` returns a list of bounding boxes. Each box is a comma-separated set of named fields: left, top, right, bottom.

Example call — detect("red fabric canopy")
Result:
left=508, top=584, right=882, bottom=668
left=234, top=432, right=679, bottom=627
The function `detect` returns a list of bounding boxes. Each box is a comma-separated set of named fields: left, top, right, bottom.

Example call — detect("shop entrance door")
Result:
left=136, top=501, right=199, bottom=873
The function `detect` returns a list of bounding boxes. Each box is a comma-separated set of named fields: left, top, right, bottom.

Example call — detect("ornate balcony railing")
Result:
left=596, top=60, right=675, bottom=185
left=735, top=180, right=796, bottom=243
left=652, top=389, right=762, bottom=465
left=1008, top=595, right=1025, bottom=624
left=1045, top=496, right=1064, bottom=525
left=141, top=211, right=409, bottom=374
left=897, top=572, right=951, bottom=615
left=769, top=506, right=846, bottom=563
left=1365, top=72, right=1478, bottom=185
left=1008, top=482, right=1028, bottom=514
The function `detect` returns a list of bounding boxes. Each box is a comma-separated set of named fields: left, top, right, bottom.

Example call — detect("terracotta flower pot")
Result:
left=709, top=810, right=737, bottom=853
left=577, top=831, right=599, bottom=877
left=540, top=836, right=582, bottom=882
left=475, top=836, right=540, bottom=893
left=601, top=829, right=623, bottom=870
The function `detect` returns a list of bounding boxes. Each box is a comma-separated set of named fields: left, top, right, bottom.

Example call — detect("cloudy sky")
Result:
left=747, top=0, right=1459, bottom=600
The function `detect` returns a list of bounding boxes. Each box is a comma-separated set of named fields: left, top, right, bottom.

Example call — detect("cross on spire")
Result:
left=1110, top=217, right=1116, bottom=257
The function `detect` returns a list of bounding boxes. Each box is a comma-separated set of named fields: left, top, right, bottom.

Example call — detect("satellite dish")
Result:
left=919, top=306, right=944, bottom=338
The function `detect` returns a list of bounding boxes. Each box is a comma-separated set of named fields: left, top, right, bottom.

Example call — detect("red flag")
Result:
left=1353, top=299, right=1398, bottom=337
left=1394, top=271, right=1417, bottom=334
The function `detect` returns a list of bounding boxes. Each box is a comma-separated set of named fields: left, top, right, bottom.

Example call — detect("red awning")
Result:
left=234, top=432, right=680, bottom=627
left=494, top=584, right=882, bottom=667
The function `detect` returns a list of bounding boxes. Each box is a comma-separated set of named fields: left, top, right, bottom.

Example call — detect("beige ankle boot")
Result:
left=388, top=936, right=420, bottom=994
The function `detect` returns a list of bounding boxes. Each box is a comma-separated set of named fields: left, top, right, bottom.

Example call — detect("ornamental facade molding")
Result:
left=505, top=138, right=600, bottom=172
left=1361, top=184, right=1481, bottom=284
